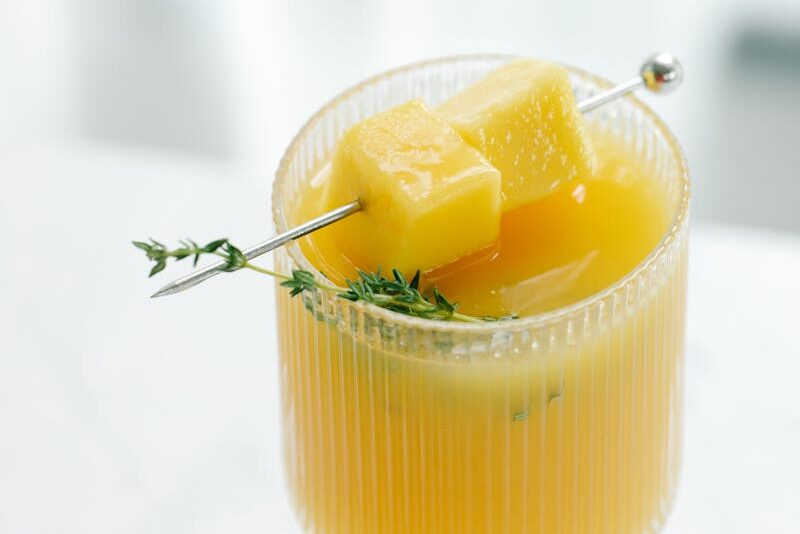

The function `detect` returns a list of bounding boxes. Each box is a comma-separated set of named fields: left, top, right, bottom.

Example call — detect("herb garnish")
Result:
left=512, top=411, right=529, bottom=422
left=133, top=238, right=490, bottom=323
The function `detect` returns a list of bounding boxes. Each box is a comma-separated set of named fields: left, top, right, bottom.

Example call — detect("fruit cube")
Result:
left=438, top=58, right=594, bottom=211
left=323, top=100, right=501, bottom=274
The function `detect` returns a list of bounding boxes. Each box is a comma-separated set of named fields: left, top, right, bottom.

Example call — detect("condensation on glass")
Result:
left=272, top=56, right=690, bottom=534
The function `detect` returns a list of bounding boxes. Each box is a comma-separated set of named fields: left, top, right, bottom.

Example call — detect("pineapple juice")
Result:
left=275, top=130, right=688, bottom=534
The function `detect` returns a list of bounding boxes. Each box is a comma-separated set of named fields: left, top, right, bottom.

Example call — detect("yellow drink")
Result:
left=299, top=134, right=670, bottom=319
left=273, top=57, right=689, bottom=534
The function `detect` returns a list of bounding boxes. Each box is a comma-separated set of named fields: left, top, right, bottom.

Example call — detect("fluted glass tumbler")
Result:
left=272, top=56, right=689, bottom=534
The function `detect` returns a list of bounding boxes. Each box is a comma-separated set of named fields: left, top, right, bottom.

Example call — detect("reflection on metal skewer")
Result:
left=152, top=52, right=683, bottom=298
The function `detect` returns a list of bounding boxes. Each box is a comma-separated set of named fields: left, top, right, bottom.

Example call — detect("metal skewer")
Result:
left=577, top=51, right=683, bottom=113
left=150, top=200, right=361, bottom=298
left=152, top=52, right=683, bottom=298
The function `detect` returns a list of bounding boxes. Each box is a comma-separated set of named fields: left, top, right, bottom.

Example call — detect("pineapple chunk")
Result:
left=323, top=100, right=501, bottom=275
left=438, top=58, right=594, bottom=211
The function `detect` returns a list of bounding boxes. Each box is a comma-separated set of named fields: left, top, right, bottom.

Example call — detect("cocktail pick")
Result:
left=152, top=52, right=683, bottom=298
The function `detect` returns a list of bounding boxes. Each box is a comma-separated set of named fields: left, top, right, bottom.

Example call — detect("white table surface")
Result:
left=2, top=142, right=799, bottom=534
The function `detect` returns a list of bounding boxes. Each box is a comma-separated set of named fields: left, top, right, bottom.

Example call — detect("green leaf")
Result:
left=409, top=270, right=421, bottom=290
left=204, top=239, right=228, bottom=253
left=512, top=411, right=529, bottom=422
left=432, top=287, right=455, bottom=314
left=149, top=260, right=166, bottom=277
left=339, top=290, right=359, bottom=302
left=293, top=270, right=315, bottom=286
left=345, top=279, right=364, bottom=300
left=132, top=241, right=151, bottom=252
left=392, top=268, right=407, bottom=287
left=278, top=270, right=317, bottom=298
left=221, top=242, right=246, bottom=272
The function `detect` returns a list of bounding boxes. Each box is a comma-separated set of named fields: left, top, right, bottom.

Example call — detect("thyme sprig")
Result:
left=133, top=238, right=488, bottom=323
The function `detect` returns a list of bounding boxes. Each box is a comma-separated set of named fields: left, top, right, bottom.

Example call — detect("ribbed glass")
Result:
left=272, top=56, right=689, bottom=534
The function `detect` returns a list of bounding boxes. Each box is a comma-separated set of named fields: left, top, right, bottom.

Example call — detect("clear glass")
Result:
left=272, top=55, right=689, bottom=534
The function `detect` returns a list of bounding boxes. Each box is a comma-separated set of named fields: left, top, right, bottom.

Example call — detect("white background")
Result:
left=2, top=0, right=800, bottom=232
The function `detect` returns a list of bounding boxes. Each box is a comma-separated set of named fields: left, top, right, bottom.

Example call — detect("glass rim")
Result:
left=272, top=53, right=690, bottom=333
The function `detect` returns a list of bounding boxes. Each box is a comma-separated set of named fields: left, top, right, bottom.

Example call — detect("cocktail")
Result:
left=272, top=56, right=688, bottom=533
left=135, top=53, right=688, bottom=534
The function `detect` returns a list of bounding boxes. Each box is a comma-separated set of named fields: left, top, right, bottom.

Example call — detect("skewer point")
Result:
left=151, top=283, right=179, bottom=298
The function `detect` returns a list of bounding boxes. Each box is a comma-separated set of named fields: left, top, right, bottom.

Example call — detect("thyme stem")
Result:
left=133, top=238, right=496, bottom=323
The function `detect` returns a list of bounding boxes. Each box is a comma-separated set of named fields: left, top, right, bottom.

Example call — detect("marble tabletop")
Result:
left=2, top=142, right=798, bottom=533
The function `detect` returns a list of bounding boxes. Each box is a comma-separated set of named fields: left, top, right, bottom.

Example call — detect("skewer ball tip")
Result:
left=640, top=52, right=683, bottom=94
